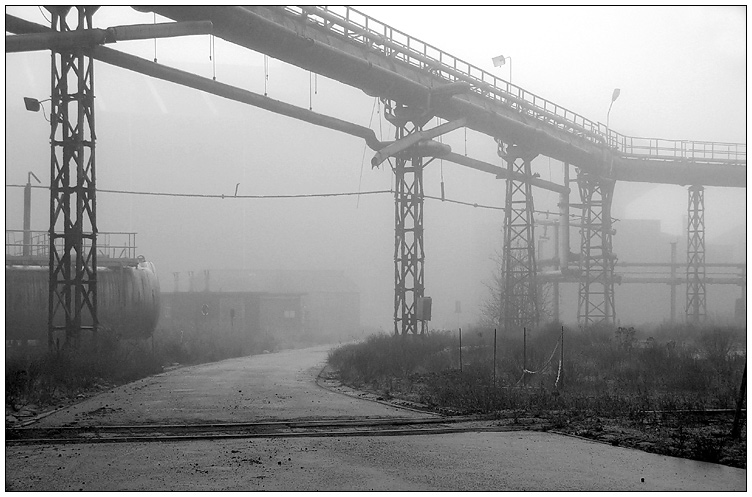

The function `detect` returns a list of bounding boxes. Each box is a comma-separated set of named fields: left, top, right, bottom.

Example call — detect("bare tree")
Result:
left=480, top=249, right=553, bottom=330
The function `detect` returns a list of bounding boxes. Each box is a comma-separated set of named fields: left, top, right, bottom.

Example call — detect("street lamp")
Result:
left=23, top=97, right=51, bottom=122
left=606, top=88, right=620, bottom=148
left=606, top=88, right=620, bottom=129
left=491, top=54, right=512, bottom=84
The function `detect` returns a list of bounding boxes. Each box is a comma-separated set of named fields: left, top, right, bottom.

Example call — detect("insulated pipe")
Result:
left=5, top=21, right=213, bottom=53
left=440, top=152, right=568, bottom=194
left=6, top=14, right=572, bottom=195
left=4, top=14, right=390, bottom=152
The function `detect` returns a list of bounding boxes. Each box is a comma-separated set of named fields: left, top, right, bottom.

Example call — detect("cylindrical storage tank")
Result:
left=5, top=261, right=161, bottom=342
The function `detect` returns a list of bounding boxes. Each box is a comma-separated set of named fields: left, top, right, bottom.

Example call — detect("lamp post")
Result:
left=606, top=88, right=620, bottom=147
left=492, top=54, right=512, bottom=84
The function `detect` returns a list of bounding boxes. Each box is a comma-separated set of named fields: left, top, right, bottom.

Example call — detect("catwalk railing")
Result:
left=287, top=6, right=745, bottom=164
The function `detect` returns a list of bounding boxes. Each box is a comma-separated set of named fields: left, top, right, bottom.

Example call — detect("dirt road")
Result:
left=5, top=346, right=746, bottom=491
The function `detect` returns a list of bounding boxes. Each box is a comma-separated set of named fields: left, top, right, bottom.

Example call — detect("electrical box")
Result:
left=416, top=296, right=432, bottom=321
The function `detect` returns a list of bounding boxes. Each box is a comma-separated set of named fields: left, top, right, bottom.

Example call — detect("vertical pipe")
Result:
left=523, top=326, right=527, bottom=386
left=553, top=220, right=560, bottom=322
left=670, top=241, right=677, bottom=323
left=560, top=163, right=570, bottom=270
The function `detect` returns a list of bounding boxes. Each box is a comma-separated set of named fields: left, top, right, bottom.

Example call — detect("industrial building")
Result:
left=159, top=269, right=360, bottom=345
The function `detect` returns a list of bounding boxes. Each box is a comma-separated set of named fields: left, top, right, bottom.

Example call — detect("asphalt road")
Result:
left=5, top=345, right=747, bottom=491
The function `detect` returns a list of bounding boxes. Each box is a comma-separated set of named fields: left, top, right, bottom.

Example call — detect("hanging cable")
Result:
left=6, top=183, right=515, bottom=212
left=264, top=55, right=269, bottom=96
left=210, top=35, right=216, bottom=81
left=309, top=71, right=313, bottom=111
left=357, top=97, right=378, bottom=208
left=38, top=6, right=51, bottom=24
left=153, top=13, right=157, bottom=63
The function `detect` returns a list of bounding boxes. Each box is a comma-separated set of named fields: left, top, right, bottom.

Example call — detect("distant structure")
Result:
left=161, top=269, right=360, bottom=343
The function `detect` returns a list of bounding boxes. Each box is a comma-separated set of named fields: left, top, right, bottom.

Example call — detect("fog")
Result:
left=5, top=6, right=746, bottom=330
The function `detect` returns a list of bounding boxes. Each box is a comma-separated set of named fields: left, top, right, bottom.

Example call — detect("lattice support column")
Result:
left=685, top=185, right=706, bottom=324
left=497, top=141, right=539, bottom=334
left=48, top=6, right=99, bottom=348
left=576, top=172, right=616, bottom=327
left=383, top=101, right=431, bottom=336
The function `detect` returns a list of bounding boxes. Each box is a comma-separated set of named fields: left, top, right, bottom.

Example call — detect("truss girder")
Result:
left=498, top=141, right=539, bottom=334
left=686, top=185, right=706, bottom=323
left=576, top=172, right=616, bottom=326
left=48, top=7, right=98, bottom=347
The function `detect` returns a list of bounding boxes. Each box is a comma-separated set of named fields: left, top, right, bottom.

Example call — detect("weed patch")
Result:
left=327, top=324, right=746, bottom=468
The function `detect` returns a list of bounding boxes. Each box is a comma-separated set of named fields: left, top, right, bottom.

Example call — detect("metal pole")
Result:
left=670, top=241, right=677, bottom=323
left=560, top=325, right=564, bottom=390
left=493, top=328, right=497, bottom=387
left=459, top=327, right=462, bottom=372
left=523, top=327, right=527, bottom=386
left=23, top=179, right=32, bottom=257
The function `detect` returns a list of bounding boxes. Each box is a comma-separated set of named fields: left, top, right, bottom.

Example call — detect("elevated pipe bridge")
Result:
left=6, top=6, right=745, bottom=338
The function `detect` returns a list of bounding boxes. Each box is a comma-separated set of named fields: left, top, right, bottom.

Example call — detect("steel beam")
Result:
left=576, top=172, right=617, bottom=327
left=47, top=7, right=98, bottom=348
left=686, top=185, right=706, bottom=323
left=498, top=141, right=539, bottom=334
left=371, top=117, right=466, bottom=167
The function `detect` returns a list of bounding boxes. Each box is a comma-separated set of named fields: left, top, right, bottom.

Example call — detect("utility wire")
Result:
left=5, top=184, right=390, bottom=200
left=7, top=183, right=578, bottom=217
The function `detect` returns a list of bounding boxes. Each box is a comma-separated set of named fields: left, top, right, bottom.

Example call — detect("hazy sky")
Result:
left=4, top=6, right=746, bottom=328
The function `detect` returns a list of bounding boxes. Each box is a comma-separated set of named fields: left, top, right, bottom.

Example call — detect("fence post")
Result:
left=493, top=328, right=497, bottom=388
left=732, top=364, right=746, bottom=439
left=459, top=327, right=462, bottom=372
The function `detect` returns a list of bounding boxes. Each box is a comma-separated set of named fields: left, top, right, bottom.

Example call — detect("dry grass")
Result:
left=327, top=323, right=747, bottom=467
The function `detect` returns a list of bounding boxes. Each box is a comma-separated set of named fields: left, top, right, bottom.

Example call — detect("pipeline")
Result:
left=5, top=21, right=213, bottom=53
left=5, top=13, right=387, bottom=152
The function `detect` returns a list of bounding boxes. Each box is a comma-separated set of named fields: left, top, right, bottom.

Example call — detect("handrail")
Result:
left=284, top=6, right=745, bottom=164
left=5, top=230, right=138, bottom=260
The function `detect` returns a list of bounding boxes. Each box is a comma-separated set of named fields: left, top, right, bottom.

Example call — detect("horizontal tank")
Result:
left=5, top=261, right=161, bottom=342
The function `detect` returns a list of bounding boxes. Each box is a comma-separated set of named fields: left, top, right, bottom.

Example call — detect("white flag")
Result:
left=492, top=55, right=506, bottom=67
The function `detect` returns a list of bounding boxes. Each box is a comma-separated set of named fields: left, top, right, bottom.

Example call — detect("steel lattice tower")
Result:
left=576, top=172, right=616, bottom=326
left=48, top=7, right=99, bottom=348
left=384, top=101, right=429, bottom=335
left=686, top=185, right=706, bottom=323
left=498, top=140, right=539, bottom=334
